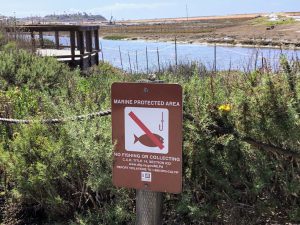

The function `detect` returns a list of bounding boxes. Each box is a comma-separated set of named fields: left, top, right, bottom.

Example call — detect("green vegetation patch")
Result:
left=251, top=16, right=296, bottom=26
left=102, top=35, right=129, bottom=40
left=0, top=43, right=299, bottom=224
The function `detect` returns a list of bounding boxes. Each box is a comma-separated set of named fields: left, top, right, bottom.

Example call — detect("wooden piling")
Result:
left=94, top=30, right=100, bottom=65
left=39, top=31, right=44, bottom=48
left=5, top=24, right=100, bottom=70
left=30, top=31, right=35, bottom=53
left=70, top=31, right=76, bottom=63
left=86, top=31, right=92, bottom=53
left=76, top=31, right=81, bottom=51
left=86, top=31, right=92, bottom=66
left=55, top=31, right=59, bottom=49
left=78, top=31, right=85, bottom=69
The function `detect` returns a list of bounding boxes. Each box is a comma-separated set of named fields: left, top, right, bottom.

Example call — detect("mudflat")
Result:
left=100, top=12, right=300, bottom=49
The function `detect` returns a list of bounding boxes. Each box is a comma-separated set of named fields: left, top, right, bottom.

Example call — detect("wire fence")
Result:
left=1, top=108, right=299, bottom=158
left=24, top=34, right=299, bottom=74
left=100, top=39, right=300, bottom=74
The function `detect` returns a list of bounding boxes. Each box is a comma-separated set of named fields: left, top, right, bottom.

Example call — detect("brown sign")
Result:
left=111, top=82, right=182, bottom=194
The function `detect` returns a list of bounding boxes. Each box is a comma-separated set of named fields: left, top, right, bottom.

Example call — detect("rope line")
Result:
left=0, top=110, right=111, bottom=124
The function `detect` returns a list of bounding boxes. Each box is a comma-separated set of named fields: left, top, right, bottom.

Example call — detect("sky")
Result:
left=0, top=0, right=299, bottom=20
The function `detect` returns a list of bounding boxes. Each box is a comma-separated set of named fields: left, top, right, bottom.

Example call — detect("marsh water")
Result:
left=44, top=35, right=300, bottom=72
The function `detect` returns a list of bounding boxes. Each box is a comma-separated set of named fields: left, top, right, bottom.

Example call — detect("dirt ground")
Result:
left=100, top=12, right=300, bottom=49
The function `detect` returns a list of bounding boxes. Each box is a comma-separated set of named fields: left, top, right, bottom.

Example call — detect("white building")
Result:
left=268, top=14, right=279, bottom=21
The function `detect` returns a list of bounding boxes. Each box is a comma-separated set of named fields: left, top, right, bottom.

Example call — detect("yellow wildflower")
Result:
left=218, top=104, right=231, bottom=112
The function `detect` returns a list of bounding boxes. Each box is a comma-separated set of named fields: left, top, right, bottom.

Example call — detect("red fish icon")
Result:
left=134, top=134, right=164, bottom=148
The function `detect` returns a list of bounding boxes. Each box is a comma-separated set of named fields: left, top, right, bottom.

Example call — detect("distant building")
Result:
left=268, top=14, right=279, bottom=21
left=0, top=15, right=7, bottom=20
left=287, top=15, right=300, bottom=21
left=0, top=16, right=8, bottom=25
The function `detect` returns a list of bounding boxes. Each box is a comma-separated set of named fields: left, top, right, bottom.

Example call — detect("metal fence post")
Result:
left=119, top=46, right=123, bottom=70
left=175, top=37, right=178, bottom=68
left=214, top=44, right=217, bottom=73
left=146, top=46, right=149, bottom=74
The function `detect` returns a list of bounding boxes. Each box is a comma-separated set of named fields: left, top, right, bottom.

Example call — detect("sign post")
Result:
left=136, top=189, right=163, bottom=225
left=111, top=81, right=182, bottom=224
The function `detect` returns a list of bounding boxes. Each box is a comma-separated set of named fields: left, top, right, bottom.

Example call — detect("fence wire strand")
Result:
left=0, top=110, right=111, bottom=124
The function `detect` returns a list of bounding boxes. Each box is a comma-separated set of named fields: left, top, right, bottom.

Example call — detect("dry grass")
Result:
left=100, top=17, right=252, bottom=36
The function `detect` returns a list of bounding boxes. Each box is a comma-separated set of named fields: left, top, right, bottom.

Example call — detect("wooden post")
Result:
left=86, top=31, right=92, bottom=67
left=39, top=31, right=44, bottom=48
left=55, top=31, right=59, bottom=49
left=86, top=31, right=92, bottom=52
left=30, top=31, right=35, bottom=53
left=78, top=31, right=85, bottom=69
left=70, top=31, right=76, bottom=63
left=136, top=190, right=163, bottom=225
left=94, top=29, right=100, bottom=65
left=135, top=76, right=164, bottom=225
left=78, top=31, right=84, bottom=54
left=76, top=31, right=81, bottom=50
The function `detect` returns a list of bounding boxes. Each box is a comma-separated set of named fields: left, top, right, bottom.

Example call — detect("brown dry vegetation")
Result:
left=100, top=13, right=300, bottom=48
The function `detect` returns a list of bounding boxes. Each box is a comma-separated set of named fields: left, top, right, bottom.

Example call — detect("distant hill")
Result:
left=19, top=12, right=107, bottom=24
left=0, top=14, right=7, bottom=19
left=44, top=12, right=107, bottom=22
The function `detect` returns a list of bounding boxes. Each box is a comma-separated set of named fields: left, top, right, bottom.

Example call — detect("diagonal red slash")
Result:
left=129, top=111, right=164, bottom=150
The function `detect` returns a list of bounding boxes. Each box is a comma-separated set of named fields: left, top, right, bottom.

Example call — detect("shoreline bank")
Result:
left=100, top=35, right=300, bottom=50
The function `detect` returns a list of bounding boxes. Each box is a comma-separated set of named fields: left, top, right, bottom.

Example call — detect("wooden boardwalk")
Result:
left=6, top=24, right=101, bottom=69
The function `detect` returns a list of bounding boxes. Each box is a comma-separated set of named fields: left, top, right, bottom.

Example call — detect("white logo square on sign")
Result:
left=141, top=172, right=152, bottom=182
left=125, top=107, right=169, bottom=154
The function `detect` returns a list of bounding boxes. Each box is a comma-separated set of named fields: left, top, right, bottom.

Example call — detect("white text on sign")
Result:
left=114, top=99, right=180, bottom=107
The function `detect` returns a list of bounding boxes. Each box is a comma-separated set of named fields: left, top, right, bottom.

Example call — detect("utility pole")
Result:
left=13, top=11, right=16, bottom=40
left=185, top=0, right=189, bottom=21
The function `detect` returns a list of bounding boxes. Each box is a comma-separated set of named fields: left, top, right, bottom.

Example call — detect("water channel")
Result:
left=44, top=35, right=300, bottom=72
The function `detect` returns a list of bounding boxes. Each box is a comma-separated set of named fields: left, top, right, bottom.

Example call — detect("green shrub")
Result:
left=0, top=50, right=299, bottom=224
left=0, top=32, right=6, bottom=47
left=0, top=49, right=75, bottom=91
